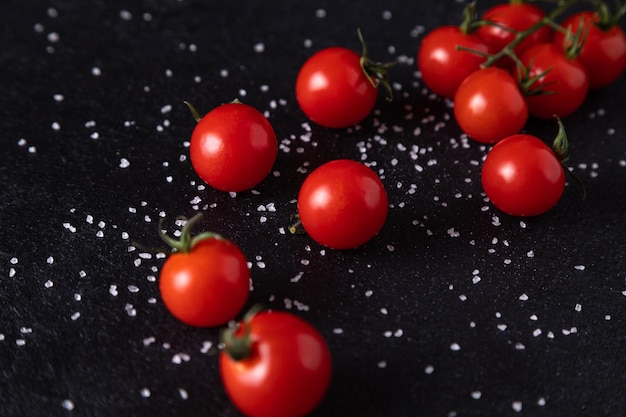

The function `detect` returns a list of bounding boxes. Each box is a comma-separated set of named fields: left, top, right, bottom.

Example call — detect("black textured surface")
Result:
left=1, top=1, right=626, bottom=416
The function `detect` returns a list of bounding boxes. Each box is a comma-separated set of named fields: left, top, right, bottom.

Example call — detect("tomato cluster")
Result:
left=419, top=2, right=626, bottom=144
left=139, top=2, right=625, bottom=416
left=418, top=1, right=625, bottom=215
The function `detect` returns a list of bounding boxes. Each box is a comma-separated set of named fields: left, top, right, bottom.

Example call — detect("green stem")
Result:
left=183, top=101, right=202, bottom=123
left=289, top=214, right=306, bottom=235
left=357, top=28, right=396, bottom=101
left=482, top=0, right=583, bottom=68
left=158, top=213, right=223, bottom=253
left=552, top=117, right=587, bottom=200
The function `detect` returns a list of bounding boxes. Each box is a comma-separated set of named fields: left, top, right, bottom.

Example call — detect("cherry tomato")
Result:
left=296, top=159, right=388, bottom=249
left=477, top=3, right=552, bottom=68
left=295, top=47, right=379, bottom=128
left=158, top=215, right=250, bottom=327
left=220, top=310, right=332, bottom=417
left=518, top=43, right=589, bottom=119
left=189, top=101, right=277, bottom=192
left=481, top=134, right=565, bottom=216
left=454, top=67, right=528, bottom=144
left=552, top=11, right=626, bottom=89
left=418, top=25, right=492, bottom=98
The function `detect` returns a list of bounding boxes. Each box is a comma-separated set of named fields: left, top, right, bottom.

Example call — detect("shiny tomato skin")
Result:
left=189, top=102, right=277, bottom=192
left=478, top=3, right=552, bottom=68
left=454, top=67, right=528, bottom=144
left=418, top=25, right=492, bottom=98
left=552, top=11, right=626, bottom=89
left=219, top=311, right=332, bottom=417
left=481, top=134, right=565, bottom=217
left=297, top=159, right=388, bottom=249
left=296, top=47, right=378, bottom=128
left=159, top=238, right=249, bottom=327
left=519, top=43, right=589, bottom=119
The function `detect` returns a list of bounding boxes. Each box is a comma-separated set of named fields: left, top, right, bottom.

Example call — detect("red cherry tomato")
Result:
left=477, top=3, right=552, bottom=68
left=481, top=134, right=566, bottom=216
left=189, top=102, right=277, bottom=192
left=454, top=67, right=528, bottom=144
left=418, top=25, right=492, bottom=98
left=158, top=215, right=250, bottom=327
left=296, top=159, right=388, bottom=249
left=295, top=47, right=378, bottom=128
left=552, top=11, right=626, bottom=89
left=518, top=43, right=589, bottom=119
left=220, top=310, right=332, bottom=417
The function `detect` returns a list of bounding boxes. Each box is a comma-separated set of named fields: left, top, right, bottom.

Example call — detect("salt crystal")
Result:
left=178, top=388, right=189, bottom=400
left=61, top=400, right=75, bottom=411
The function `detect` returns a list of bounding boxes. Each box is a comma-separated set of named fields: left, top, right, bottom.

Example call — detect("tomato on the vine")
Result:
left=454, top=66, right=528, bottom=144
left=158, top=214, right=250, bottom=327
left=295, top=32, right=392, bottom=128
left=552, top=11, right=626, bottom=89
left=296, top=159, right=388, bottom=249
left=518, top=43, right=589, bottom=119
left=220, top=309, right=332, bottom=417
left=477, top=3, right=552, bottom=68
left=418, top=25, right=492, bottom=98
left=481, top=130, right=567, bottom=217
left=188, top=101, right=277, bottom=192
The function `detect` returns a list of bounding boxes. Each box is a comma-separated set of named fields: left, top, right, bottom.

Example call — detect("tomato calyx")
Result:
left=158, top=213, right=224, bottom=254
left=220, top=304, right=266, bottom=361
left=554, top=16, right=589, bottom=59
left=459, top=1, right=480, bottom=34
left=357, top=28, right=395, bottom=101
left=517, top=62, right=555, bottom=97
left=593, top=1, right=626, bottom=30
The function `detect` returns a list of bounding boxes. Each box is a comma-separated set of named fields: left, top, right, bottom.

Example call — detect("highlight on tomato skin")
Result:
left=219, top=310, right=333, bottom=417
left=481, top=134, right=566, bottom=217
left=189, top=101, right=278, bottom=192
left=296, top=159, right=389, bottom=249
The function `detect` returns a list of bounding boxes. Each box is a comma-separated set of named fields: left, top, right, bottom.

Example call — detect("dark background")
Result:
left=1, top=0, right=626, bottom=416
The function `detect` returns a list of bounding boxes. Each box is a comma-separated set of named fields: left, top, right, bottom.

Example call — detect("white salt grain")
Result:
left=61, top=400, right=75, bottom=411
left=178, top=388, right=189, bottom=400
